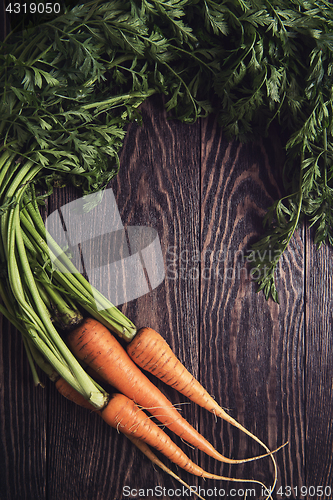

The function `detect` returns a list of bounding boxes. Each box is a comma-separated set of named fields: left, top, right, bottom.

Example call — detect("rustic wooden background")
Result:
left=0, top=8, right=332, bottom=494
left=1, top=94, right=333, bottom=500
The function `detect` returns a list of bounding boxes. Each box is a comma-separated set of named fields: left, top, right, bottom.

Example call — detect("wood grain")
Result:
left=0, top=318, right=47, bottom=500
left=306, top=228, right=333, bottom=499
left=199, top=116, right=305, bottom=496
left=0, top=94, right=331, bottom=500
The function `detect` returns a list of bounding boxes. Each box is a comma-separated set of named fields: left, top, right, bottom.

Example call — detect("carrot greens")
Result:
left=1, top=0, right=333, bottom=303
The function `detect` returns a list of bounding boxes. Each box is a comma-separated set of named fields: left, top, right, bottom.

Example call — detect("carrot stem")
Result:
left=19, top=207, right=137, bottom=340
left=39, top=280, right=83, bottom=331
left=0, top=159, right=109, bottom=408
left=22, top=335, right=44, bottom=386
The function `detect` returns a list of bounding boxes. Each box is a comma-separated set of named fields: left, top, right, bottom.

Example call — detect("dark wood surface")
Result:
left=0, top=95, right=332, bottom=500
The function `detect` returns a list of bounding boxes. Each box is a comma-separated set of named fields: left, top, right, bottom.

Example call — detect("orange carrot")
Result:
left=66, top=318, right=272, bottom=466
left=54, top=378, right=207, bottom=499
left=127, top=327, right=284, bottom=498
left=55, top=376, right=101, bottom=410
left=101, top=392, right=268, bottom=485
left=54, top=377, right=269, bottom=495
left=127, top=327, right=278, bottom=452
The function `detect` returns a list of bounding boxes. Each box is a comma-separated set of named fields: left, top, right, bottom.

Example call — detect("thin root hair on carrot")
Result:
left=55, top=374, right=207, bottom=499
left=101, top=393, right=271, bottom=491
left=54, top=376, right=271, bottom=492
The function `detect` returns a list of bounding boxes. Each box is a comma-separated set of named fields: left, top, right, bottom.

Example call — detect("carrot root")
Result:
left=55, top=376, right=270, bottom=493
left=127, top=326, right=285, bottom=499
left=101, top=392, right=266, bottom=487
left=67, top=318, right=275, bottom=466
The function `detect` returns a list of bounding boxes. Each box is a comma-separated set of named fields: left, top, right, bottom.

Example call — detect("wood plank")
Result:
left=306, top=229, right=333, bottom=499
left=0, top=11, right=48, bottom=500
left=0, top=318, right=47, bottom=500
left=199, top=116, right=305, bottom=497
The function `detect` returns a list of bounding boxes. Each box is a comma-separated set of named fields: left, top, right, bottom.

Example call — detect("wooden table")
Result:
left=0, top=95, right=332, bottom=500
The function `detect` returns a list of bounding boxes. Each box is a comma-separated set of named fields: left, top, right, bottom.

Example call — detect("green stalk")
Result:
left=21, top=203, right=36, bottom=227
left=0, top=160, right=109, bottom=407
left=0, top=281, right=16, bottom=318
left=3, top=296, right=108, bottom=402
left=25, top=247, right=83, bottom=331
left=13, top=203, right=107, bottom=407
left=27, top=339, right=59, bottom=382
left=0, top=286, right=69, bottom=383
left=0, top=160, right=38, bottom=258
left=17, top=31, right=46, bottom=63
left=20, top=209, right=137, bottom=340
left=28, top=38, right=51, bottom=66
left=0, top=148, right=15, bottom=171
left=40, top=280, right=84, bottom=331
left=22, top=229, right=38, bottom=257
left=323, top=128, right=328, bottom=188
left=7, top=206, right=63, bottom=354
left=34, top=279, right=53, bottom=310
left=0, top=300, right=42, bottom=385
left=80, top=90, right=156, bottom=112
left=22, top=336, right=43, bottom=386
left=0, top=152, right=20, bottom=198
left=0, top=299, right=87, bottom=393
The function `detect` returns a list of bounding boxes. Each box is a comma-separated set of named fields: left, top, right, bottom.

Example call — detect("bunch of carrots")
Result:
left=0, top=145, right=284, bottom=498
left=56, top=318, right=284, bottom=498
left=0, top=179, right=285, bottom=498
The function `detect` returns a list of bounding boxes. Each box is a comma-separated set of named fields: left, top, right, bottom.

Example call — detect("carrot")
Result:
left=127, top=327, right=280, bottom=450
left=101, top=392, right=269, bottom=486
left=55, top=378, right=206, bottom=499
left=127, top=326, right=284, bottom=497
left=66, top=318, right=273, bottom=466
left=54, top=376, right=269, bottom=497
